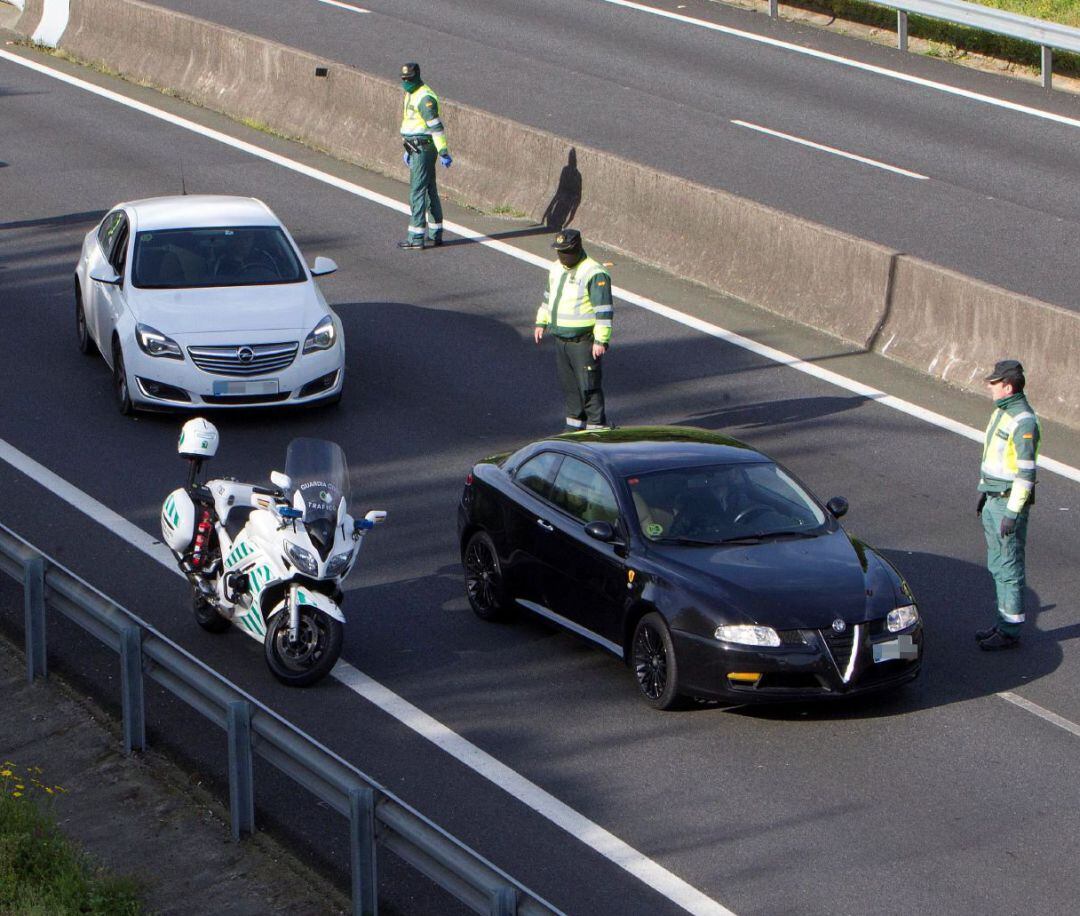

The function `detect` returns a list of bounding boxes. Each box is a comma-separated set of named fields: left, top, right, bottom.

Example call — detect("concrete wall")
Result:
left=14, top=0, right=1080, bottom=426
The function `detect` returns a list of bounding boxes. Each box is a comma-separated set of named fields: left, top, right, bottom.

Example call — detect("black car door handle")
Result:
left=536, top=518, right=554, bottom=531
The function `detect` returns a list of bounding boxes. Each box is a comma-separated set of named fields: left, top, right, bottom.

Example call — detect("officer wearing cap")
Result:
left=975, top=359, right=1041, bottom=650
left=398, top=62, right=451, bottom=250
left=534, top=229, right=613, bottom=431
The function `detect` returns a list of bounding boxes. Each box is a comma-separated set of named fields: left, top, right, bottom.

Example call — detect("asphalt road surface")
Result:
left=3, top=44, right=1080, bottom=916
left=148, top=0, right=1080, bottom=311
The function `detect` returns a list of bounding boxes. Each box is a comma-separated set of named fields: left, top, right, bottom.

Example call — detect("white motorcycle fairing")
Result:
left=267, top=586, right=345, bottom=623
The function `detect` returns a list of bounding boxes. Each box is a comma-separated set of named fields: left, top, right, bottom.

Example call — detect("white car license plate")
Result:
left=212, top=379, right=279, bottom=396
left=873, top=635, right=917, bottom=663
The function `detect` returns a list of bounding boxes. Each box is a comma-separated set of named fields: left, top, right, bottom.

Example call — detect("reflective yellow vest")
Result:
left=980, top=396, right=1040, bottom=515
left=535, top=256, right=612, bottom=344
left=400, top=85, right=447, bottom=153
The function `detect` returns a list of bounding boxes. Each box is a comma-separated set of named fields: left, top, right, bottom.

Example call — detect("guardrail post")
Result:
left=897, top=11, right=908, bottom=51
left=768, top=0, right=778, bottom=19
left=1041, top=46, right=1053, bottom=89
left=227, top=701, right=255, bottom=840
left=490, top=886, right=517, bottom=915
left=23, top=556, right=46, bottom=683
left=119, top=626, right=145, bottom=754
left=349, top=787, right=377, bottom=916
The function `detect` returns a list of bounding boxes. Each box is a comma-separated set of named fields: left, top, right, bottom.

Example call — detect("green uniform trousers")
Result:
left=980, top=494, right=1030, bottom=636
left=407, top=142, right=443, bottom=242
left=553, top=333, right=606, bottom=430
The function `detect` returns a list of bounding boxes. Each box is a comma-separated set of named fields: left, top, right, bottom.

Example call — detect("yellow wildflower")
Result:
left=14, top=784, right=24, bottom=790
left=12, top=792, right=22, bottom=798
left=45, top=787, right=54, bottom=795
left=0, top=769, right=12, bottom=777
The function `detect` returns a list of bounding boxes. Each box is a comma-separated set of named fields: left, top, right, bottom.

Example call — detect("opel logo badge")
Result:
left=237, top=346, right=254, bottom=363
left=831, top=619, right=847, bottom=634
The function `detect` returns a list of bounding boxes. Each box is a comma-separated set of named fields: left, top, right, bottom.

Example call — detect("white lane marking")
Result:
left=0, top=434, right=733, bottom=916
left=595, top=0, right=1080, bottom=132
left=732, top=119, right=929, bottom=180
left=32, top=0, right=70, bottom=47
left=313, top=0, right=370, bottom=12
left=1, top=48, right=1078, bottom=490
left=1, top=47, right=1078, bottom=490
left=997, top=691, right=1080, bottom=740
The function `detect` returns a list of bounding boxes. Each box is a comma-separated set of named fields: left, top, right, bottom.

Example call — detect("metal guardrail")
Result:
left=762, top=0, right=1080, bottom=88
left=0, top=524, right=561, bottom=916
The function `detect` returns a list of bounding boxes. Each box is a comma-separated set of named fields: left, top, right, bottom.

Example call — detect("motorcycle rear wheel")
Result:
left=264, top=607, right=343, bottom=687
left=193, top=590, right=231, bottom=633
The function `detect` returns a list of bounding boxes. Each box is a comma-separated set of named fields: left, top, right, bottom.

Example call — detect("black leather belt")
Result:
left=554, top=331, right=593, bottom=342
left=986, top=489, right=1012, bottom=498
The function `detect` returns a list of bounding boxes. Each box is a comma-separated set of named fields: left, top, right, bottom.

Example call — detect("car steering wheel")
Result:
left=732, top=505, right=772, bottom=526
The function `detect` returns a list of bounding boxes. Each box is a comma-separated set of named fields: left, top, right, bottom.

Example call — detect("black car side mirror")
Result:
left=826, top=497, right=849, bottom=519
left=584, top=520, right=617, bottom=542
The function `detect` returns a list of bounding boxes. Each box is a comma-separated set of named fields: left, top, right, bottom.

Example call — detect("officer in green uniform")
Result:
left=975, top=359, right=1041, bottom=650
left=534, top=229, right=613, bottom=431
left=398, top=62, right=451, bottom=250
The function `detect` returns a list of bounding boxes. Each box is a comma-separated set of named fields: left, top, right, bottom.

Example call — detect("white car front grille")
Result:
left=187, top=342, right=298, bottom=377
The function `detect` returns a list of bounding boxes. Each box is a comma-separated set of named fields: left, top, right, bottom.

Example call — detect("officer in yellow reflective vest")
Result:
left=398, top=63, right=451, bottom=250
left=534, top=230, right=613, bottom=431
left=975, top=359, right=1041, bottom=650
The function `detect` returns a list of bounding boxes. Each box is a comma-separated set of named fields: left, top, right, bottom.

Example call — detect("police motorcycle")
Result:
left=161, top=418, right=386, bottom=686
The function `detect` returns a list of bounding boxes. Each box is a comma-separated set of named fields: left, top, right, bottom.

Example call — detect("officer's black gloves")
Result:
left=976, top=493, right=987, bottom=517
left=999, top=515, right=1017, bottom=537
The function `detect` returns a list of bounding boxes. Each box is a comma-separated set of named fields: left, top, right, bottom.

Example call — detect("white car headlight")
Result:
left=285, top=542, right=319, bottom=576
left=303, top=315, right=336, bottom=354
left=886, top=605, right=919, bottom=633
left=324, top=550, right=353, bottom=578
left=714, top=624, right=781, bottom=647
left=136, top=323, right=183, bottom=359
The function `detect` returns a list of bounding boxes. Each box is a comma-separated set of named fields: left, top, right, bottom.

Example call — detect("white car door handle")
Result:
left=536, top=518, right=554, bottom=531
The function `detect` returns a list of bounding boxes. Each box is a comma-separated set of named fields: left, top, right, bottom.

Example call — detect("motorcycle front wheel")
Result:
left=264, top=607, right=343, bottom=687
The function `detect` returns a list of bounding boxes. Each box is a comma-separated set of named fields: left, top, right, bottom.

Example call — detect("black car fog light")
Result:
left=136, top=377, right=191, bottom=402
left=297, top=370, right=339, bottom=398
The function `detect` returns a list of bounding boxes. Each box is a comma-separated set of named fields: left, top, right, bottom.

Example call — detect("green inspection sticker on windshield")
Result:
left=646, top=523, right=664, bottom=537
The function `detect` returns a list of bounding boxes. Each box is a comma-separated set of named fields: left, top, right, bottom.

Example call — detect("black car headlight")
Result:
left=324, top=550, right=353, bottom=578
left=285, top=542, right=319, bottom=576
left=303, top=315, right=336, bottom=353
left=714, top=625, right=781, bottom=648
left=886, top=605, right=919, bottom=633
left=136, top=323, right=183, bottom=359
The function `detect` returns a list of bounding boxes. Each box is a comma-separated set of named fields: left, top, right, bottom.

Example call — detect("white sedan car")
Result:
left=74, top=195, right=345, bottom=413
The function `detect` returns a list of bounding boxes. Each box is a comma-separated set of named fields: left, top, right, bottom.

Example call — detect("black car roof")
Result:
left=538, top=426, right=768, bottom=474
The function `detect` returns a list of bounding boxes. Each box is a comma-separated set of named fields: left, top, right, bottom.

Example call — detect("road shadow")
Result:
left=0, top=209, right=106, bottom=232
left=436, top=225, right=552, bottom=248
left=540, top=148, right=581, bottom=230
left=674, top=395, right=867, bottom=429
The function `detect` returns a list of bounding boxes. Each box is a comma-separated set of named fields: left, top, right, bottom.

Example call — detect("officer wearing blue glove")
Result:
left=974, top=359, right=1041, bottom=650
left=398, top=62, right=451, bottom=250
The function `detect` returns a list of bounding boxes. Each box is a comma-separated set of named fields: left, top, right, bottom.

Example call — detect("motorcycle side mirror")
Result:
left=354, top=510, right=388, bottom=533
left=826, top=497, right=849, bottom=519
left=311, top=256, right=338, bottom=277
left=279, top=507, right=302, bottom=520
left=270, top=471, right=292, bottom=493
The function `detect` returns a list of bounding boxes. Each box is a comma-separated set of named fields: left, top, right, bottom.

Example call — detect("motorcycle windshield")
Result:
left=285, top=438, right=350, bottom=527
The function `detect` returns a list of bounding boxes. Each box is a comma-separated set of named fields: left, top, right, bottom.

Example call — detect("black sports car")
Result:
left=457, top=426, right=921, bottom=709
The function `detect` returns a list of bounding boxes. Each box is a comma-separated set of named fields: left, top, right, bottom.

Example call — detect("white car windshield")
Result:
left=132, top=226, right=305, bottom=288
left=627, top=462, right=827, bottom=544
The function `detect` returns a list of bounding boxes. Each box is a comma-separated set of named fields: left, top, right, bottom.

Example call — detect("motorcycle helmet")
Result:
left=178, top=417, right=220, bottom=458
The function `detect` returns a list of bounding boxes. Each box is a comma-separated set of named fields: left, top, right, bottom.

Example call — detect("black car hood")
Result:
left=652, top=531, right=893, bottom=629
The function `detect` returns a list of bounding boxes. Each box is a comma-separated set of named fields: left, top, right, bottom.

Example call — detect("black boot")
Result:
left=397, top=238, right=424, bottom=250
left=979, top=630, right=1020, bottom=651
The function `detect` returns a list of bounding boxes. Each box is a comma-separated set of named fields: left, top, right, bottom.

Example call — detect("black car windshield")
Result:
left=131, top=226, right=305, bottom=288
left=627, top=462, right=827, bottom=543
left=285, top=438, right=350, bottom=526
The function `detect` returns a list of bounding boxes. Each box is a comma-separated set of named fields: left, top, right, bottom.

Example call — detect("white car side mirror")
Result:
left=364, top=510, right=387, bottom=526
left=91, top=269, right=122, bottom=286
left=311, top=256, right=338, bottom=277
left=270, top=471, right=292, bottom=492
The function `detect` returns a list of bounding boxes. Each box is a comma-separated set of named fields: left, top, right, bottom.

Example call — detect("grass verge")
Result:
left=0, top=763, right=142, bottom=915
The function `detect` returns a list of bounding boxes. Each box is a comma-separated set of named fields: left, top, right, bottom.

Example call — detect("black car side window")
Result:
left=98, top=210, right=125, bottom=258
left=551, top=457, right=619, bottom=525
left=515, top=452, right=562, bottom=500
left=108, top=219, right=130, bottom=274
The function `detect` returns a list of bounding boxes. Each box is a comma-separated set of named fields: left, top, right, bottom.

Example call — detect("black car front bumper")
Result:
left=671, top=622, right=922, bottom=702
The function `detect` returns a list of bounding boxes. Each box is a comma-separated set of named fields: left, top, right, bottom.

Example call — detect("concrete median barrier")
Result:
left=12, top=0, right=1079, bottom=427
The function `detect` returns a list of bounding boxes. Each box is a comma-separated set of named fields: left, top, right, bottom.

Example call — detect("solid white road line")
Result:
left=732, top=119, right=929, bottom=180
left=0, top=430, right=735, bottom=916
left=997, top=691, right=1080, bottom=740
left=313, top=0, right=370, bottom=13
left=595, top=0, right=1080, bottom=132
left=2, top=48, right=1077, bottom=487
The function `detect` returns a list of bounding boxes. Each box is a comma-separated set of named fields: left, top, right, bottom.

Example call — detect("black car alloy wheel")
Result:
left=75, top=282, right=95, bottom=355
left=112, top=343, right=133, bottom=415
left=632, top=612, right=683, bottom=710
left=463, top=531, right=509, bottom=621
